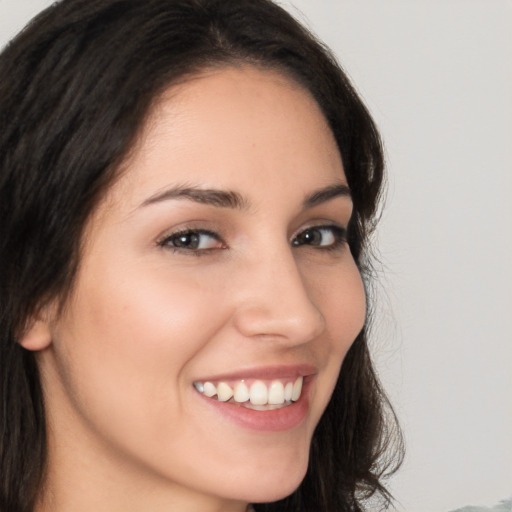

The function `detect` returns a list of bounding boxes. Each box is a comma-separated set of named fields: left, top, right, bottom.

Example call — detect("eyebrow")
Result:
left=141, top=185, right=248, bottom=210
left=303, top=183, right=351, bottom=208
left=140, top=182, right=351, bottom=210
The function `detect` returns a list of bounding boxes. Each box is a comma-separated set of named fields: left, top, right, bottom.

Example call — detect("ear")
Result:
left=18, top=318, right=53, bottom=351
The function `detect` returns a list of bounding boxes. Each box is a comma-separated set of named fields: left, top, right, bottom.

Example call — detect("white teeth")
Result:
left=250, top=381, right=268, bottom=405
left=268, top=381, right=285, bottom=405
left=284, top=382, right=293, bottom=401
left=203, top=382, right=217, bottom=398
left=246, top=403, right=285, bottom=411
left=233, top=382, right=250, bottom=403
left=292, top=377, right=303, bottom=401
left=216, top=382, right=233, bottom=402
left=194, top=376, right=305, bottom=406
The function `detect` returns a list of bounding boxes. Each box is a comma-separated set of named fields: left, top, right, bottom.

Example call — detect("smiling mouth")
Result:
left=193, top=377, right=303, bottom=410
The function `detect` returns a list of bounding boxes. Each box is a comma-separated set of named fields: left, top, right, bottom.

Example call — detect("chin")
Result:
left=248, top=478, right=305, bottom=504
left=227, top=455, right=309, bottom=504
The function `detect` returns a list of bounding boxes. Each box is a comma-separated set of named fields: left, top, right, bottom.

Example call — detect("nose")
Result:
left=232, top=247, right=326, bottom=345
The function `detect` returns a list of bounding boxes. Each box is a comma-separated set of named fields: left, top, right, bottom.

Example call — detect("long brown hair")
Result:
left=0, top=1, right=403, bottom=510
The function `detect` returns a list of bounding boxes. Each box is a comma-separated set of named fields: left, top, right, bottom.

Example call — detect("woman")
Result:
left=0, top=0, right=403, bottom=511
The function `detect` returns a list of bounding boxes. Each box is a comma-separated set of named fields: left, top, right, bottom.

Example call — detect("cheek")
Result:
left=334, top=268, right=366, bottom=352
left=312, top=259, right=367, bottom=353
left=302, top=257, right=366, bottom=416
left=50, top=260, right=229, bottom=431
left=81, top=260, right=223, bottom=353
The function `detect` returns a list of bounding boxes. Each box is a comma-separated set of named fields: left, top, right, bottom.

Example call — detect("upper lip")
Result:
left=194, top=364, right=317, bottom=382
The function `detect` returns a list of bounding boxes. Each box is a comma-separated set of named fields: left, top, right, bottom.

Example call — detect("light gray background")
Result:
left=1, top=1, right=511, bottom=511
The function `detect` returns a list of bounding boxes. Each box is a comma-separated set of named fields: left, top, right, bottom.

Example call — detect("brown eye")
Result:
left=172, top=232, right=201, bottom=249
left=159, top=230, right=223, bottom=251
left=292, top=225, right=346, bottom=248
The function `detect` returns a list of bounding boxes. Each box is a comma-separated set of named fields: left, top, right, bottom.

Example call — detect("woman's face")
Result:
left=34, top=66, right=366, bottom=509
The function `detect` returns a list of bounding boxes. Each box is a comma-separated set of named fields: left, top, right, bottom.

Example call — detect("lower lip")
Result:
left=197, top=377, right=312, bottom=432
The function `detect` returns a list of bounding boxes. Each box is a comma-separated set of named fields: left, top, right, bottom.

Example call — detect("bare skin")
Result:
left=22, top=66, right=366, bottom=512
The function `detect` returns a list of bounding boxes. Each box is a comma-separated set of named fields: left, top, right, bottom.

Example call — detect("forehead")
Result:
left=106, top=65, right=345, bottom=210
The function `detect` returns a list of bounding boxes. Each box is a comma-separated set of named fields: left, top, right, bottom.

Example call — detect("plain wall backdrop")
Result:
left=1, top=1, right=511, bottom=511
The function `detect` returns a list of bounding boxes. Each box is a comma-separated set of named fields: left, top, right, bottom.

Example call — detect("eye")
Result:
left=158, top=229, right=224, bottom=252
left=292, top=225, right=347, bottom=249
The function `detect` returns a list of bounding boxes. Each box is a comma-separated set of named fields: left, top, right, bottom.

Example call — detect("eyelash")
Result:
left=157, top=224, right=347, bottom=256
left=157, top=228, right=224, bottom=255
left=292, top=224, right=347, bottom=251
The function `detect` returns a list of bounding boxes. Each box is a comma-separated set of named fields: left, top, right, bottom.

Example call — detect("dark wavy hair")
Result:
left=0, top=0, right=403, bottom=511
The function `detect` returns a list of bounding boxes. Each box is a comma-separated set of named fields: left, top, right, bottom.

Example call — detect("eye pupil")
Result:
left=174, top=233, right=199, bottom=248
left=297, top=228, right=322, bottom=245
